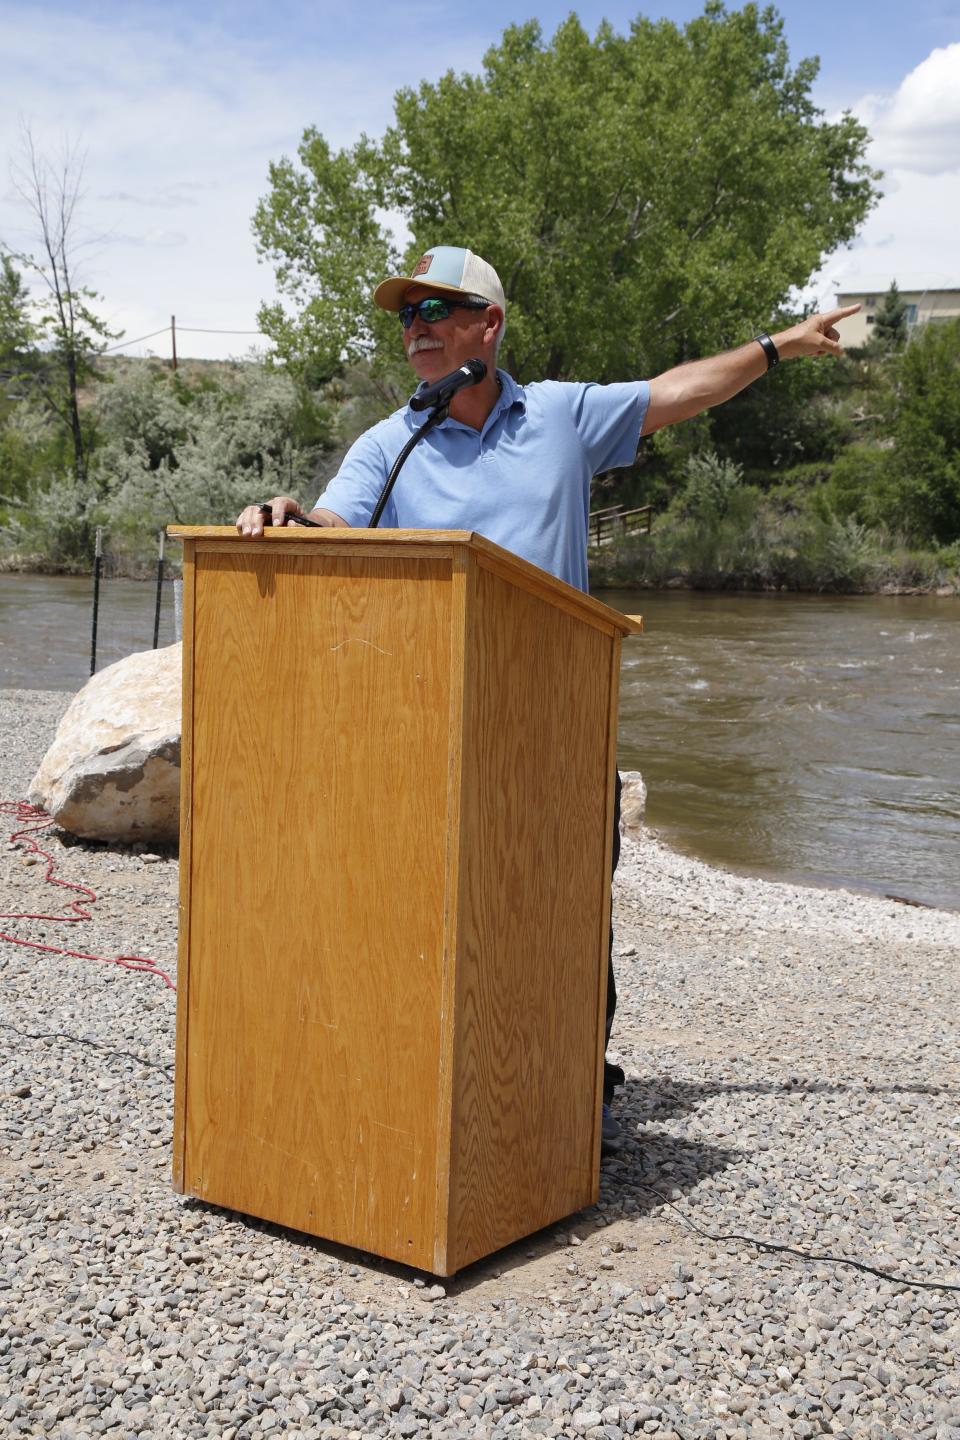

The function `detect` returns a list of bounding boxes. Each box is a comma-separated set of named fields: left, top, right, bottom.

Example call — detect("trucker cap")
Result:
left=374, top=245, right=506, bottom=313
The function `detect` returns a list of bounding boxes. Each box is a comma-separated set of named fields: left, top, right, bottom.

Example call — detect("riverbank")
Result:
left=4, top=549, right=958, bottom=596
left=587, top=503, right=960, bottom=597
left=588, top=554, right=960, bottom=597
left=0, top=552, right=183, bottom=581
left=594, top=575, right=960, bottom=597
left=2, top=687, right=958, bottom=1438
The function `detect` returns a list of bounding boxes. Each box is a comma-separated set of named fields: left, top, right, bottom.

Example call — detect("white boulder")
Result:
left=29, top=644, right=182, bottom=844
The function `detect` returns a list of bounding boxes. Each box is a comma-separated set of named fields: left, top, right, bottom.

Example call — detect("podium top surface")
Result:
left=168, top=526, right=642, bottom=637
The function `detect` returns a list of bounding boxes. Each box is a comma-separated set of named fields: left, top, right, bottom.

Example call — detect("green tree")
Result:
left=821, top=442, right=893, bottom=526
left=886, top=317, right=960, bottom=543
left=254, top=4, right=878, bottom=390
left=871, top=280, right=908, bottom=352
left=710, top=312, right=856, bottom=476
left=2, top=130, right=117, bottom=489
left=821, top=318, right=960, bottom=544
left=0, top=257, right=53, bottom=511
left=0, top=255, right=34, bottom=364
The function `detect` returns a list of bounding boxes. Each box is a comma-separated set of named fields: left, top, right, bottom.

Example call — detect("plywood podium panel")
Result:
left=171, top=528, right=638, bottom=1274
left=446, top=561, right=615, bottom=1272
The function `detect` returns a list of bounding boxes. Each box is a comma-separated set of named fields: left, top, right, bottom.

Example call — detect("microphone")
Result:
left=408, top=358, right=487, bottom=412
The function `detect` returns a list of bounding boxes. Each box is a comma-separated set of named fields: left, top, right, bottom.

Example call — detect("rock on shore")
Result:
left=27, top=646, right=181, bottom=844
left=1, top=686, right=958, bottom=1440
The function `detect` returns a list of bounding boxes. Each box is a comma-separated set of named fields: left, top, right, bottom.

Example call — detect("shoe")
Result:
left=601, top=1103, right=623, bottom=1155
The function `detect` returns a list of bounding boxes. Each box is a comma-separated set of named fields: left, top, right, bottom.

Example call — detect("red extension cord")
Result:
left=1, top=800, right=175, bottom=990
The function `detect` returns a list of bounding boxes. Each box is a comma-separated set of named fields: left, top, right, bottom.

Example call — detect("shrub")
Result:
left=885, top=317, right=960, bottom=544
left=0, top=395, right=67, bottom=515
left=93, top=360, right=334, bottom=563
left=2, top=469, right=104, bottom=571
left=821, top=444, right=893, bottom=525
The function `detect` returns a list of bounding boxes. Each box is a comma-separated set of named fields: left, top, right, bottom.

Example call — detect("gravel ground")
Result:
left=1, top=686, right=958, bottom=1440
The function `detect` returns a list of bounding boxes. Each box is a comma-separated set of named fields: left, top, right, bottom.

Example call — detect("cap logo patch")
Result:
left=411, top=254, right=433, bottom=277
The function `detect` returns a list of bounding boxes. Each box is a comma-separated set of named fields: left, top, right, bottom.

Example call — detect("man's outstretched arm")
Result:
left=641, top=305, right=860, bottom=437
left=236, top=495, right=349, bottom=538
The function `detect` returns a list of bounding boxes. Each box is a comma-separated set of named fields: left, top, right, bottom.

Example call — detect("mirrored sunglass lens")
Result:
left=399, top=297, right=452, bottom=328
left=419, top=298, right=450, bottom=322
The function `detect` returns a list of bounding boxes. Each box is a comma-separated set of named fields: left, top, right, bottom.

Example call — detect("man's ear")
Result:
left=483, top=306, right=504, bottom=349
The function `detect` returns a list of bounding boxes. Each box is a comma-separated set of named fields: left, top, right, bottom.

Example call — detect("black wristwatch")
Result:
left=755, top=333, right=780, bottom=370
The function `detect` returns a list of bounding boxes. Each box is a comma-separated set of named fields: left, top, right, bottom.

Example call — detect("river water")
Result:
left=609, top=589, right=959, bottom=912
left=2, top=574, right=958, bottom=911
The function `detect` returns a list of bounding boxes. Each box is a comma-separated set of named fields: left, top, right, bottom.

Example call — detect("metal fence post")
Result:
left=90, top=526, right=103, bottom=676
left=153, top=529, right=166, bottom=648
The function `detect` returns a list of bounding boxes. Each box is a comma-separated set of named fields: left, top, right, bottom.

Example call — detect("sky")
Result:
left=2, top=0, right=959, bottom=361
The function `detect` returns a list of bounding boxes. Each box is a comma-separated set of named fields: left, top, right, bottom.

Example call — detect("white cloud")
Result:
left=816, top=44, right=960, bottom=306
left=0, top=5, right=475, bottom=359
left=97, top=185, right=204, bottom=209
left=109, top=229, right=190, bottom=249
left=857, top=43, right=960, bottom=175
left=7, top=10, right=958, bottom=356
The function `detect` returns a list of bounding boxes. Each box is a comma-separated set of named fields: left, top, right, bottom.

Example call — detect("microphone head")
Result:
left=408, top=357, right=489, bottom=411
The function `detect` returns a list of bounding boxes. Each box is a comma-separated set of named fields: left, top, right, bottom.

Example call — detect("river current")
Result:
left=3, top=574, right=958, bottom=911
left=610, top=589, right=959, bottom=912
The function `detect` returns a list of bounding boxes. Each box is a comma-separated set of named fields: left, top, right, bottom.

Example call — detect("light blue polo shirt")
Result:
left=316, top=370, right=649, bottom=593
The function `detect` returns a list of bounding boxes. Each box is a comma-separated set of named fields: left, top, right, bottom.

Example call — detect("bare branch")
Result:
left=687, top=176, right=729, bottom=245
left=156, top=472, right=185, bottom=526
left=4, top=123, right=107, bottom=485
left=599, top=181, right=625, bottom=225
left=505, top=257, right=525, bottom=303
left=656, top=306, right=683, bottom=332
left=611, top=195, right=652, bottom=270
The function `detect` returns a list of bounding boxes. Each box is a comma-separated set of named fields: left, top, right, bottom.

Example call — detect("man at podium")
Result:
left=236, top=245, right=856, bottom=1152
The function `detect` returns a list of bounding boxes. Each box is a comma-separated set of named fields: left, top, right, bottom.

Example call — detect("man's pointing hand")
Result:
left=774, top=304, right=861, bottom=361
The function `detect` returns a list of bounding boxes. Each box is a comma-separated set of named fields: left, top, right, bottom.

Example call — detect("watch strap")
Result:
left=755, top=332, right=780, bottom=370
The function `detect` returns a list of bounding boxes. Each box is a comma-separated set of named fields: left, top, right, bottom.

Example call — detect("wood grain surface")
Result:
left=172, top=542, right=196, bottom=1191
left=167, top=527, right=643, bottom=637
left=447, top=554, right=613, bottom=1271
left=180, top=548, right=454, bottom=1267
left=426, top=548, right=470, bottom=1271
left=173, top=534, right=625, bottom=1274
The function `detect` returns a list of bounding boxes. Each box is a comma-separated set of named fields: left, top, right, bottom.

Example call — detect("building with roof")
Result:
left=834, top=283, right=960, bottom=348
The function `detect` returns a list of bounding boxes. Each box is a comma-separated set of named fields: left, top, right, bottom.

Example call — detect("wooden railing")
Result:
left=588, top=505, right=653, bottom=547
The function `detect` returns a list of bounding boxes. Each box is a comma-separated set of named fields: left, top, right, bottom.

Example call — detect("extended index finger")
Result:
left=821, top=303, right=861, bottom=324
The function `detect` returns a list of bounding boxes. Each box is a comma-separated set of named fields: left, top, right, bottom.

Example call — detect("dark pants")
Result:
left=603, top=771, right=624, bottom=1105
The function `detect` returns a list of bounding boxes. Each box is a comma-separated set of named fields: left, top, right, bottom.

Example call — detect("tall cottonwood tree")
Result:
left=2, top=129, right=117, bottom=487
left=253, top=4, right=879, bottom=389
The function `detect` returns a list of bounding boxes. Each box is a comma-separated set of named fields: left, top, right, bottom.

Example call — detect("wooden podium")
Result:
left=170, top=527, right=640, bottom=1275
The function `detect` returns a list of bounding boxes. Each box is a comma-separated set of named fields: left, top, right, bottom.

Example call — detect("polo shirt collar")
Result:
left=406, top=367, right=526, bottom=434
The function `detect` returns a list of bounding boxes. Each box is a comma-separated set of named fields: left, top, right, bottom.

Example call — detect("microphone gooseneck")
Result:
left=369, top=358, right=489, bottom=529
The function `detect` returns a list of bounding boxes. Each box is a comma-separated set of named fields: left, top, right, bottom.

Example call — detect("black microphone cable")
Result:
left=370, top=358, right=488, bottom=528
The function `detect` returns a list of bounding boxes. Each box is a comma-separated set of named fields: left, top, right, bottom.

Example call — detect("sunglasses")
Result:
left=398, top=296, right=490, bottom=329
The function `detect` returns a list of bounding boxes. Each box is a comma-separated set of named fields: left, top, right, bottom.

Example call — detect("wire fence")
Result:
left=89, top=528, right=182, bottom=677
left=101, top=316, right=268, bottom=364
